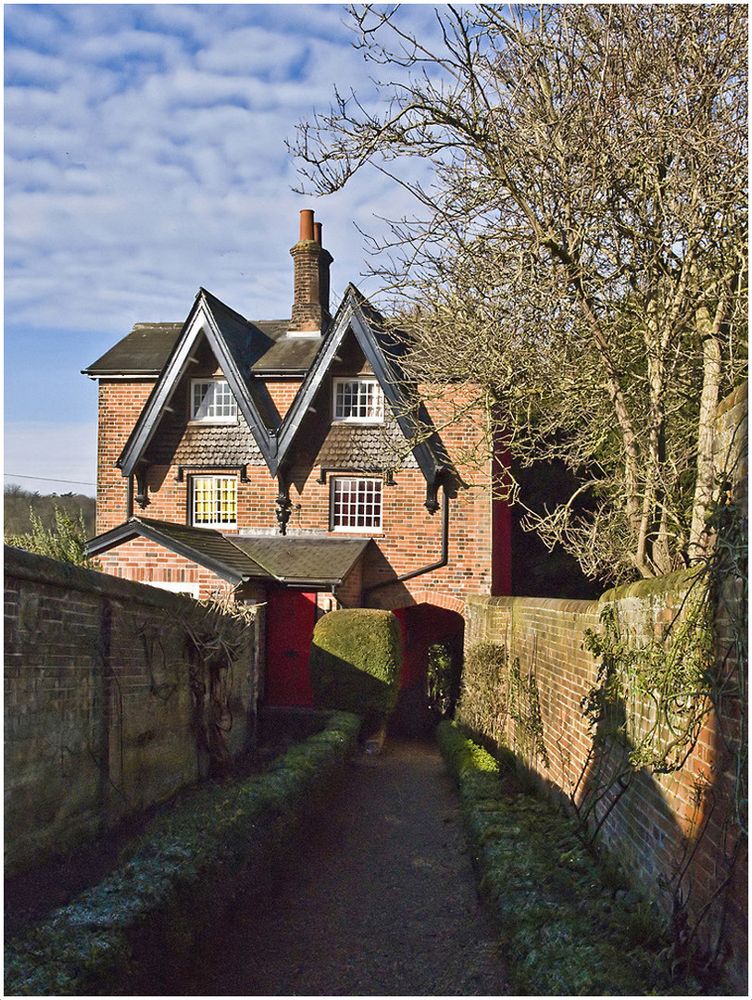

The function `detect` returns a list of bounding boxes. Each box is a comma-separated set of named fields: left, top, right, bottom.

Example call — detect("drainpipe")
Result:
left=363, top=486, right=450, bottom=600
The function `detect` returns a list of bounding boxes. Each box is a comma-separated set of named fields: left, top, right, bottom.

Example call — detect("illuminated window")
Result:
left=191, top=476, right=237, bottom=528
left=190, top=379, right=237, bottom=423
left=333, top=378, right=384, bottom=423
left=331, top=477, right=382, bottom=531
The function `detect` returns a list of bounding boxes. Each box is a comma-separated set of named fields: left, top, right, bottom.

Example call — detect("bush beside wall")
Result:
left=437, top=721, right=692, bottom=996
left=4, top=711, right=360, bottom=996
left=309, top=608, right=401, bottom=723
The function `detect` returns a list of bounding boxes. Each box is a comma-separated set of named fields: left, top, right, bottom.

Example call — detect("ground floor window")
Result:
left=191, top=475, right=237, bottom=528
left=331, top=477, right=382, bottom=531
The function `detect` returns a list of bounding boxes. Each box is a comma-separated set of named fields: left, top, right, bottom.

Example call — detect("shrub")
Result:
left=6, top=506, right=95, bottom=567
left=5, top=712, right=360, bottom=996
left=437, top=722, right=694, bottom=996
left=309, top=609, right=401, bottom=724
left=456, top=641, right=509, bottom=745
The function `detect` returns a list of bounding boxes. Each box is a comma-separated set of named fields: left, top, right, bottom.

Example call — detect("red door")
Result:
left=265, top=590, right=316, bottom=706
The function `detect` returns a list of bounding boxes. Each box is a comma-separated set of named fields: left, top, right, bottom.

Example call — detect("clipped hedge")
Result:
left=437, top=722, right=696, bottom=996
left=309, top=609, right=401, bottom=722
left=5, top=711, right=360, bottom=996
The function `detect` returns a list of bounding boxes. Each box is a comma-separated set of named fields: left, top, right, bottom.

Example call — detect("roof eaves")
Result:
left=86, top=518, right=251, bottom=586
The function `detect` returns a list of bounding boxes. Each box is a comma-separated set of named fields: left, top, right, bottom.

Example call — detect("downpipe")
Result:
left=363, top=487, right=450, bottom=600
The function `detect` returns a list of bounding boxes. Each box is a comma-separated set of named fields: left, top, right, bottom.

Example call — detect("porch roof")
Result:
left=85, top=517, right=371, bottom=588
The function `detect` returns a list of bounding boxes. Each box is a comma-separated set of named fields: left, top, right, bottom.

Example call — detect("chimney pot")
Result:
left=299, top=209, right=315, bottom=242
left=314, top=222, right=322, bottom=246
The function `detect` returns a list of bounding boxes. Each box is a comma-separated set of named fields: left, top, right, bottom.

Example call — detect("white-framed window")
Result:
left=190, top=379, right=237, bottom=423
left=331, top=477, right=383, bottom=532
left=332, top=378, right=384, bottom=423
left=191, top=476, right=237, bottom=528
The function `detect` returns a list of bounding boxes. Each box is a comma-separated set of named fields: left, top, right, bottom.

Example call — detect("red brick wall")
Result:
left=265, top=379, right=303, bottom=419
left=95, top=536, right=235, bottom=601
left=97, top=380, right=155, bottom=533
left=94, top=361, right=503, bottom=612
left=463, top=584, right=745, bottom=985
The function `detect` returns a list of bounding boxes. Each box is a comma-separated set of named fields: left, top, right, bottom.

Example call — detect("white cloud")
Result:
left=4, top=5, right=439, bottom=352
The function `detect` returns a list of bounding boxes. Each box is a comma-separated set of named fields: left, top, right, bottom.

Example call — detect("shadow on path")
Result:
left=180, top=739, right=508, bottom=996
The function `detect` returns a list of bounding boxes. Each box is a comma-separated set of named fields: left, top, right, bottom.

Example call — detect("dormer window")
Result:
left=333, top=378, right=384, bottom=423
left=190, top=379, right=237, bottom=423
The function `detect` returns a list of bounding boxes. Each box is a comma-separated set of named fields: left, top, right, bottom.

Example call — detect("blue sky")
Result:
left=5, top=2, right=439, bottom=496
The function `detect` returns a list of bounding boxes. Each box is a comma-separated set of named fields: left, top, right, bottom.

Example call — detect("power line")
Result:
left=4, top=473, right=96, bottom=487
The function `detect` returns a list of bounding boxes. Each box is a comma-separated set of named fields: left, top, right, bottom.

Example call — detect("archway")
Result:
left=390, top=602, right=465, bottom=737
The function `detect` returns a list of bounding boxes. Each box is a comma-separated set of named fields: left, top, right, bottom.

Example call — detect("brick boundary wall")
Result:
left=4, top=547, right=260, bottom=877
left=460, top=385, right=747, bottom=990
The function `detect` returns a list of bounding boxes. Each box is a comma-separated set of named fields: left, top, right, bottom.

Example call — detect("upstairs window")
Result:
left=331, top=477, right=382, bottom=532
left=333, top=378, right=384, bottom=423
left=191, top=476, right=237, bottom=528
left=190, top=379, right=237, bottom=423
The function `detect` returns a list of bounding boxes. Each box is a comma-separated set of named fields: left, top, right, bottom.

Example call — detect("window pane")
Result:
left=332, top=477, right=382, bottom=530
left=192, top=476, right=237, bottom=527
left=191, top=380, right=237, bottom=421
left=334, top=380, right=383, bottom=422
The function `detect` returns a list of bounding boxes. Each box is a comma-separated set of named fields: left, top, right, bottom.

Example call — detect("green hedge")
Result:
left=5, top=711, right=360, bottom=996
left=309, top=609, right=401, bottom=721
left=437, top=721, right=696, bottom=996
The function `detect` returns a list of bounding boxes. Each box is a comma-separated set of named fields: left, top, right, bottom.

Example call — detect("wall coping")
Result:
left=599, top=564, right=702, bottom=604
left=466, top=593, right=597, bottom=615
left=4, top=545, right=203, bottom=612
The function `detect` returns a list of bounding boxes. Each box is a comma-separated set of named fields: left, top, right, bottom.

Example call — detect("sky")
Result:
left=4, top=2, right=441, bottom=497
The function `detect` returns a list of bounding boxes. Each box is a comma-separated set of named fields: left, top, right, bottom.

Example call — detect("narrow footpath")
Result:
left=182, top=739, right=508, bottom=996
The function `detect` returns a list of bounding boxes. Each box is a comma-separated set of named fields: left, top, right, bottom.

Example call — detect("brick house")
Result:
left=84, top=210, right=512, bottom=706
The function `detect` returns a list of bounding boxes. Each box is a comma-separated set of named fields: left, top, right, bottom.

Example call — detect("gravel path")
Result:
left=182, top=738, right=508, bottom=996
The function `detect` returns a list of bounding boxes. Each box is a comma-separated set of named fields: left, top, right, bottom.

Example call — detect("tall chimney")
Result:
left=289, top=209, right=333, bottom=335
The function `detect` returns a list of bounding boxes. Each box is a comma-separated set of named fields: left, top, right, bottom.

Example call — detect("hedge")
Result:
left=5, top=711, right=360, bottom=996
left=437, top=721, right=697, bottom=996
left=309, top=609, right=401, bottom=722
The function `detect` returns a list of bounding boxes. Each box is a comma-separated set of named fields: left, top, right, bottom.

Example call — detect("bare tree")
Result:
left=291, top=3, right=747, bottom=583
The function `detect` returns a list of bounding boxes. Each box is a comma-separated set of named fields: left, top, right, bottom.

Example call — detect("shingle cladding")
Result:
left=317, top=415, right=419, bottom=471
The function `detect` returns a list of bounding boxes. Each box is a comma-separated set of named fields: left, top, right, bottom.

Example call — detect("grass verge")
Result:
left=437, top=721, right=698, bottom=996
left=5, top=711, right=360, bottom=996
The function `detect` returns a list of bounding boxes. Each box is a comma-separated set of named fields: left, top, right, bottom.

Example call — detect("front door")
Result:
left=265, top=589, right=316, bottom=706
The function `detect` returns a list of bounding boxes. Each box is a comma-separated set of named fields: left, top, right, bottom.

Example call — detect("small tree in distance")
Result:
left=291, top=4, right=747, bottom=584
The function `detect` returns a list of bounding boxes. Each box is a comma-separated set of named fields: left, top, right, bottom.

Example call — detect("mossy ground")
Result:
left=437, top=721, right=699, bottom=996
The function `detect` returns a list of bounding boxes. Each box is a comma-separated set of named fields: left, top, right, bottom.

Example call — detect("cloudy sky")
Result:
left=5, top=2, right=439, bottom=496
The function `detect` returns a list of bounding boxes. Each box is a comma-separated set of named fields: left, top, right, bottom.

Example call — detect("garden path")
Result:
left=182, top=738, right=509, bottom=996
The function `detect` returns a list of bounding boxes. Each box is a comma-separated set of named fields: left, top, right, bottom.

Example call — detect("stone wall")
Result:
left=4, top=547, right=260, bottom=876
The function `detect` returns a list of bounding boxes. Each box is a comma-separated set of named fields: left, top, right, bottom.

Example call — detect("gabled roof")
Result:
left=230, top=535, right=371, bottom=585
left=85, top=517, right=271, bottom=585
left=85, top=517, right=371, bottom=587
left=275, top=284, right=445, bottom=484
left=100, top=283, right=446, bottom=485
left=82, top=318, right=318, bottom=377
left=117, top=288, right=289, bottom=475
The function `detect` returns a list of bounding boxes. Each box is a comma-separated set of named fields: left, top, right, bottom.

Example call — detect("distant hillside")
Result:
left=4, top=486, right=96, bottom=540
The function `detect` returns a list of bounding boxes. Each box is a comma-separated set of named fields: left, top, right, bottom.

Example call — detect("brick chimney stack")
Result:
left=289, top=209, right=333, bottom=335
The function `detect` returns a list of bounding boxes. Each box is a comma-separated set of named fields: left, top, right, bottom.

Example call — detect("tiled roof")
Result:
left=82, top=306, right=318, bottom=377
left=85, top=517, right=271, bottom=584
left=230, top=535, right=371, bottom=583
left=86, top=517, right=370, bottom=586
